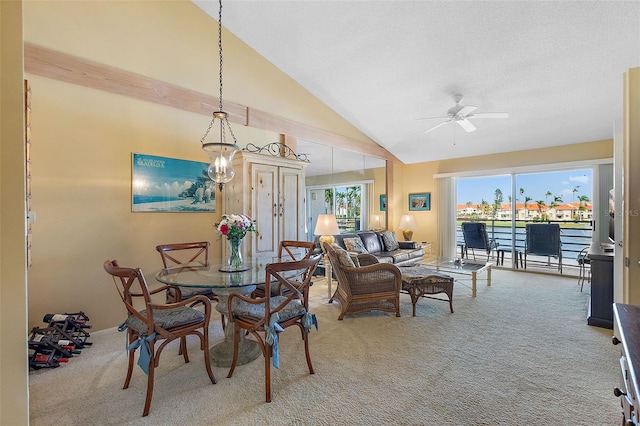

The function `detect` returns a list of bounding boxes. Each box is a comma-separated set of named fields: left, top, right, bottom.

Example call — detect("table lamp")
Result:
left=369, top=213, right=382, bottom=231
left=314, top=214, right=340, bottom=251
left=398, top=214, right=418, bottom=241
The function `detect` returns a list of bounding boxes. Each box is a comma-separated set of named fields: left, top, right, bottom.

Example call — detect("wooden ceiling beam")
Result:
left=24, top=43, right=399, bottom=163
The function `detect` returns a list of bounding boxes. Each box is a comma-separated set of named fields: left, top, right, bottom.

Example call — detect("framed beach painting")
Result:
left=408, top=192, right=431, bottom=211
left=380, top=195, right=387, bottom=211
left=131, top=153, right=215, bottom=212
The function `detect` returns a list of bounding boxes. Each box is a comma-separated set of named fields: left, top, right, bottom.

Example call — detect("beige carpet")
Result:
left=29, top=269, right=621, bottom=425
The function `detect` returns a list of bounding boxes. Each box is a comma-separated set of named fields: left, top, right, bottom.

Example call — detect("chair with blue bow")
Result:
left=251, top=240, right=316, bottom=298
left=103, top=260, right=216, bottom=417
left=155, top=241, right=225, bottom=330
left=226, top=254, right=322, bottom=402
left=155, top=242, right=217, bottom=303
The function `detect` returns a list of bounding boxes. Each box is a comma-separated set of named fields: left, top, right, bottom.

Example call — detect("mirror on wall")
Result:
left=297, top=139, right=386, bottom=239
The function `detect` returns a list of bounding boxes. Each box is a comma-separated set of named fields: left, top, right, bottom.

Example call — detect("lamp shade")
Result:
left=314, top=214, right=340, bottom=236
left=398, top=214, right=417, bottom=241
left=399, top=214, right=418, bottom=230
left=369, top=213, right=382, bottom=230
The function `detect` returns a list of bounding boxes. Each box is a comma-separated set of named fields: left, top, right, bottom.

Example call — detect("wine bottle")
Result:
left=43, top=313, right=70, bottom=323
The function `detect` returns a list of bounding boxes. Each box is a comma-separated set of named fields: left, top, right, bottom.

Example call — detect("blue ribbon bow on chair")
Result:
left=126, top=332, right=157, bottom=375
left=301, top=312, right=318, bottom=331
left=265, top=313, right=284, bottom=368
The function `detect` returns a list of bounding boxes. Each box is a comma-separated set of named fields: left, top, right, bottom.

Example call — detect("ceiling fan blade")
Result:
left=423, top=120, right=450, bottom=134
left=457, top=105, right=477, bottom=117
left=417, top=116, right=449, bottom=121
left=467, top=112, right=509, bottom=119
left=456, top=118, right=477, bottom=132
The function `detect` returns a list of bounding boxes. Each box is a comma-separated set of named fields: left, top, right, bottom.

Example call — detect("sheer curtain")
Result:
left=436, top=177, right=457, bottom=257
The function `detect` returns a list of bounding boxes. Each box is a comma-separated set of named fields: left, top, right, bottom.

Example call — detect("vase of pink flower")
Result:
left=215, top=214, right=256, bottom=272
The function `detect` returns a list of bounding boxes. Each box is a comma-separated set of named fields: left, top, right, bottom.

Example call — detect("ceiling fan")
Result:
left=419, top=94, right=508, bottom=134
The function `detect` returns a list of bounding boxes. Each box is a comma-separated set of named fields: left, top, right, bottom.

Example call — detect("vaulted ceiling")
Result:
left=194, top=1, right=640, bottom=166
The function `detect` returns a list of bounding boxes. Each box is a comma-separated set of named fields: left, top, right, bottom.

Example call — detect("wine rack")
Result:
left=29, top=311, right=92, bottom=370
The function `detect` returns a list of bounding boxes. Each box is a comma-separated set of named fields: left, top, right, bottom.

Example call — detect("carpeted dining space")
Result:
left=29, top=269, right=620, bottom=425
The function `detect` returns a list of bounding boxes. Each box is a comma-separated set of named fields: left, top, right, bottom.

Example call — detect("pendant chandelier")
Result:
left=200, top=0, right=239, bottom=192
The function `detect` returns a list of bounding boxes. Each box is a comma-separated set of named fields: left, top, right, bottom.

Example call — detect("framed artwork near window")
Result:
left=409, top=192, right=431, bottom=211
left=380, top=195, right=387, bottom=211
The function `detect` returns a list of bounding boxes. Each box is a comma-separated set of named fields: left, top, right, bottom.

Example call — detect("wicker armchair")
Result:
left=323, top=242, right=401, bottom=320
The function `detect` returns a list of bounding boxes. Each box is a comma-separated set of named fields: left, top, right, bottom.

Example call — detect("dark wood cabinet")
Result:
left=613, top=304, right=640, bottom=425
left=587, top=243, right=614, bottom=329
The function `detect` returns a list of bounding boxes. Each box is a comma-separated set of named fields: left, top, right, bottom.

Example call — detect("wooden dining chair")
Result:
left=155, top=241, right=225, bottom=330
left=103, top=260, right=216, bottom=417
left=252, top=240, right=316, bottom=298
left=226, top=254, right=322, bottom=402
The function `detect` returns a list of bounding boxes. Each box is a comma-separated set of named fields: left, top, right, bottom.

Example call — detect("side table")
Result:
left=399, top=265, right=455, bottom=316
left=496, top=247, right=523, bottom=268
left=324, top=255, right=333, bottom=299
left=420, top=241, right=434, bottom=257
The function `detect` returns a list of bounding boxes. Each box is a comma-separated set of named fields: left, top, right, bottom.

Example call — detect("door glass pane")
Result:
left=515, top=169, right=593, bottom=269
left=456, top=175, right=512, bottom=261
left=457, top=168, right=593, bottom=272
left=335, top=185, right=362, bottom=232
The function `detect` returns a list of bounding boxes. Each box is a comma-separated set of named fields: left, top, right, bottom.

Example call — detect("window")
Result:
left=308, top=184, right=367, bottom=237
left=456, top=168, right=594, bottom=270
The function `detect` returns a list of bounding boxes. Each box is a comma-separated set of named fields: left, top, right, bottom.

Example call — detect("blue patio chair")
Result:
left=524, top=223, right=562, bottom=273
left=461, top=222, right=498, bottom=262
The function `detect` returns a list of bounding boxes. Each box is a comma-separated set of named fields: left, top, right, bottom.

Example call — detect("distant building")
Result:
left=457, top=201, right=592, bottom=221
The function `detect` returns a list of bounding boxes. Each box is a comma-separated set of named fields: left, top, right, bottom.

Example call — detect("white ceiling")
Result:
left=194, top=0, right=640, bottom=170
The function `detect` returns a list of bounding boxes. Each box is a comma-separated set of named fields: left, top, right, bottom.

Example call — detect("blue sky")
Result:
left=132, top=153, right=209, bottom=197
left=457, top=168, right=594, bottom=205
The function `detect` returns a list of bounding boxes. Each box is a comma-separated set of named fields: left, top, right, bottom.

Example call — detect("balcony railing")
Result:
left=457, top=219, right=592, bottom=274
left=336, top=217, right=361, bottom=233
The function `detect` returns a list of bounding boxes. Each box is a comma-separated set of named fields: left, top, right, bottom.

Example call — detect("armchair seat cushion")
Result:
left=126, top=306, right=205, bottom=333
left=233, top=296, right=307, bottom=322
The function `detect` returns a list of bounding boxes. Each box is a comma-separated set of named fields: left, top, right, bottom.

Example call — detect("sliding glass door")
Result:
left=308, top=184, right=366, bottom=240
left=456, top=168, right=594, bottom=272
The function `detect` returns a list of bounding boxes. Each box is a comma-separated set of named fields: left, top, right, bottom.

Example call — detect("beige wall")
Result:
left=390, top=139, right=613, bottom=254
left=1, top=0, right=29, bottom=423
left=23, top=0, right=379, bottom=332
left=436, top=139, right=613, bottom=174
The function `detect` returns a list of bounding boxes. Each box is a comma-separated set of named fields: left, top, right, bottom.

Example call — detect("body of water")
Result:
left=133, top=195, right=183, bottom=204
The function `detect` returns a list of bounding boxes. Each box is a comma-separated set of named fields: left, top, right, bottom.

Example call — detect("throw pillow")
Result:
left=349, top=253, right=361, bottom=267
left=381, top=231, right=400, bottom=251
left=343, top=237, right=368, bottom=254
left=335, top=248, right=355, bottom=268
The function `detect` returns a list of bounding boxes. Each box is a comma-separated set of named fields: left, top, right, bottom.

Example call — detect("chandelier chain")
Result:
left=200, top=0, right=233, bottom=147
left=218, top=0, right=224, bottom=111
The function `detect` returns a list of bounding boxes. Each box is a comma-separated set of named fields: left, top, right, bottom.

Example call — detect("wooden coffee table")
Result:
left=398, top=265, right=455, bottom=316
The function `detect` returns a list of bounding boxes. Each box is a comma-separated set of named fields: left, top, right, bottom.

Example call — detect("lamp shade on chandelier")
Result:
left=200, top=0, right=239, bottom=192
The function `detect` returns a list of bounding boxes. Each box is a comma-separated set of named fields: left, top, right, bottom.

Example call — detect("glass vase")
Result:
left=219, top=236, right=249, bottom=272
left=228, top=237, right=243, bottom=270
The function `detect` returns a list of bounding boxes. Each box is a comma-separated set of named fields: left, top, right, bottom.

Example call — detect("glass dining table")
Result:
left=155, top=260, right=298, bottom=368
